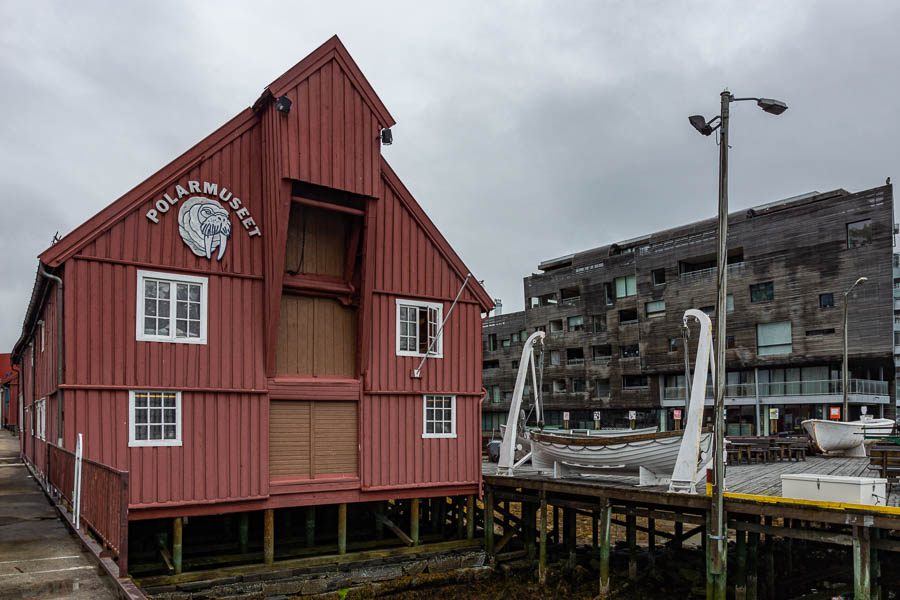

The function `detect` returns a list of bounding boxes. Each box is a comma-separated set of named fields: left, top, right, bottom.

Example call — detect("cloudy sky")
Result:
left=0, top=1, right=897, bottom=350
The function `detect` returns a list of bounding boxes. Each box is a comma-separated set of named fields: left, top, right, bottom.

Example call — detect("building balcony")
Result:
left=679, top=262, right=745, bottom=281
left=592, top=356, right=612, bottom=364
left=567, top=358, right=585, bottom=366
left=662, top=379, right=889, bottom=406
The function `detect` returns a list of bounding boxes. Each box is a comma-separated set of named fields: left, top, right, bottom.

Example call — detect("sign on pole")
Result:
left=769, top=408, right=779, bottom=420
left=830, top=406, right=841, bottom=420
left=73, top=433, right=83, bottom=531
left=592, top=411, right=602, bottom=420
left=628, top=410, right=636, bottom=421
left=562, top=411, right=570, bottom=421
left=673, top=409, right=682, bottom=420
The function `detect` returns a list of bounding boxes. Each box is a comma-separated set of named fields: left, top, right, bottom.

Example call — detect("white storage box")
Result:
left=780, top=473, right=886, bottom=505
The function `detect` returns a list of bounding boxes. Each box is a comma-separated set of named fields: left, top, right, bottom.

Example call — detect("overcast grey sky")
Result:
left=0, top=1, right=897, bottom=350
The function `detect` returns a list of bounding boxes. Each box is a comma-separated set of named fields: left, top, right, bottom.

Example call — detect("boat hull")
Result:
left=801, top=418, right=895, bottom=456
left=530, top=429, right=713, bottom=478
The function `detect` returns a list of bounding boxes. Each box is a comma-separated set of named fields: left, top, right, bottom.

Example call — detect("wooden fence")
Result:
left=47, top=444, right=129, bottom=575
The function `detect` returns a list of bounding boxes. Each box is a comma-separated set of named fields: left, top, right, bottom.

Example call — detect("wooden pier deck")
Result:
left=485, top=455, right=899, bottom=506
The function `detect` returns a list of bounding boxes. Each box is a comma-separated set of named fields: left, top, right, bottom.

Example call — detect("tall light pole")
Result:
left=689, top=91, right=787, bottom=599
left=842, top=276, right=868, bottom=420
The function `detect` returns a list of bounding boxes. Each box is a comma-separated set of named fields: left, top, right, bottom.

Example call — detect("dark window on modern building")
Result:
left=604, top=282, right=614, bottom=305
left=668, top=338, right=678, bottom=352
left=652, top=268, right=666, bottom=286
left=806, top=328, right=836, bottom=336
left=552, top=379, right=567, bottom=394
left=622, top=374, right=648, bottom=388
left=750, top=281, right=774, bottom=303
left=593, top=314, right=606, bottom=333
left=592, top=345, right=612, bottom=361
left=819, top=293, right=834, bottom=308
left=486, top=334, right=498, bottom=352
left=847, top=219, right=872, bottom=248
left=483, top=360, right=499, bottom=370
left=560, top=287, right=581, bottom=302
left=571, top=377, right=586, bottom=393
left=726, top=336, right=736, bottom=349
left=619, top=308, right=638, bottom=324
left=511, top=360, right=519, bottom=369
left=567, top=316, right=585, bottom=332
left=550, top=350, right=560, bottom=366
left=549, top=319, right=564, bottom=334
left=646, top=300, right=666, bottom=318
left=530, top=293, right=558, bottom=308
left=595, top=378, right=611, bottom=397
left=620, top=344, right=640, bottom=358
left=566, top=348, right=585, bottom=365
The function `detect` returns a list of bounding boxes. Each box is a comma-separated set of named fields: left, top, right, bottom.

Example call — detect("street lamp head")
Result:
left=689, top=115, right=714, bottom=136
left=856, top=276, right=868, bottom=286
left=757, top=98, right=788, bottom=115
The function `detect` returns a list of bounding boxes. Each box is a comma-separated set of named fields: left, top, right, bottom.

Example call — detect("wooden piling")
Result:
left=673, top=520, right=683, bottom=550
left=466, top=494, right=475, bottom=540
left=735, top=528, right=746, bottom=600
left=647, top=517, right=656, bottom=570
left=306, top=506, right=315, bottom=548
left=747, top=529, right=759, bottom=600
left=764, top=516, right=774, bottom=600
left=592, top=512, right=598, bottom=554
left=410, top=498, right=420, bottom=546
left=524, top=501, right=536, bottom=560
left=853, top=525, right=871, bottom=600
left=173, top=517, right=183, bottom=575
left=871, top=528, right=881, bottom=600
left=375, top=502, right=384, bottom=540
left=456, top=497, right=465, bottom=539
left=626, top=513, right=637, bottom=580
left=553, top=505, right=560, bottom=545
left=263, top=509, right=274, bottom=565
left=598, top=500, right=611, bottom=599
left=238, top=513, right=248, bottom=554
left=485, top=488, right=495, bottom=557
left=337, top=503, right=348, bottom=555
left=539, top=492, right=547, bottom=585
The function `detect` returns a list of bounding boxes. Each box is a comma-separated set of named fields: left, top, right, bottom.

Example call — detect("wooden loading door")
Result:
left=269, top=400, right=358, bottom=478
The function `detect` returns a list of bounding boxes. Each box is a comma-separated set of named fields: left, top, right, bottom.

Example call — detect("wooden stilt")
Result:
left=238, top=513, right=249, bottom=554
left=485, top=488, right=495, bottom=558
left=553, top=505, right=560, bottom=545
left=305, top=506, right=315, bottom=548
left=673, top=520, right=683, bottom=550
left=456, top=497, right=465, bottom=539
left=374, top=502, right=384, bottom=540
left=466, top=494, right=475, bottom=540
left=735, top=528, right=747, bottom=600
left=173, top=517, right=183, bottom=575
left=565, top=507, right=576, bottom=568
left=747, top=529, right=759, bottom=600
left=647, top=517, right=656, bottom=570
left=853, top=525, right=871, bottom=600
left=871, top=528, right=881, bottom=600
left=431, top=497, right=440, bottom=533
left=263, top=509, right=274, bottom=565
left=539, top=491, right=547, bottom=585
left=705, top=511, right=713, bottom=599
left=337, top=503, right=347, bottom=555
left=764, top=516, right=774, bottom=600
left=598, top=500, right=611, bottom=599
left=785, top=519, right=793, bottom=576
left=626, top=513, right=637, bottom=580
left=410, top=498, right=420, bottom=546
left=592, top=512, right=598, bottom=554
left=525, top=501, right=536, bottom=560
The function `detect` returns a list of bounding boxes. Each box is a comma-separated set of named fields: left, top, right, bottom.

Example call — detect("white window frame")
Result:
left=395, top=299, right=443, bottom=358
left=36, top=398, right=46, bottom=441
left=128, top=390, right=183, bottom=447
left=422, top=394, right=456, bottom=439
left=136, top=270, right=208, bottom=344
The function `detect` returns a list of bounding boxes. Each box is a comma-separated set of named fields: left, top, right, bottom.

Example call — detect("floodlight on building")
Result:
left=275, top=95, right=292, bottom=114
left=380, top=128, right=393, bottom=145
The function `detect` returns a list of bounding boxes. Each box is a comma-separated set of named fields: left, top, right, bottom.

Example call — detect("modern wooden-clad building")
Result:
left=483, top=186, right=895, bottom=436
left=10, top=36, right=492, bottom=572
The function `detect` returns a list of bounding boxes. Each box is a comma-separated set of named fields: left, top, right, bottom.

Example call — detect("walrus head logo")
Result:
left=178, top=197, right=232, bottom=261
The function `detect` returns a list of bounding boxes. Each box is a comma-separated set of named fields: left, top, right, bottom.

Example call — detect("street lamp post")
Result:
left=689, top=91, right=787, bottom=600
left=842, top=277, right=868, bottom=420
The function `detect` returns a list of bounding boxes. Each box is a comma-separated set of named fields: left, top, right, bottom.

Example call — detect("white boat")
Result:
left=801, top=417, right=895, bottom=457
left=497, top=309, right=717, bottom=492
left=529, top=428, right=713, bottom=485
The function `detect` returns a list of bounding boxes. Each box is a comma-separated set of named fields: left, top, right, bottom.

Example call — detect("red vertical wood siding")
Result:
left=16, top=37, right=490, bottom=515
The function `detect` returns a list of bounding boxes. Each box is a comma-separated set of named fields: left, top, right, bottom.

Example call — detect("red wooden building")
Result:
left=0, top=353, right=18, bottom=432
left=12, top=36, right=492, bottom=574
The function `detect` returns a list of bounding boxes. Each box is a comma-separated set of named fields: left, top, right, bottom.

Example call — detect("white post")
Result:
left=73, top=433, right=83, bottom=530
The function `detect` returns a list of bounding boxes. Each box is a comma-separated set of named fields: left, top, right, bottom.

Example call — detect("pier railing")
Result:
left=663, top=378, right=888, bottom=401
left=47, top=444, right=129, bottom=576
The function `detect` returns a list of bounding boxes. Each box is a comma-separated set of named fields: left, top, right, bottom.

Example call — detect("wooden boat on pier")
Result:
left=801, top=417, right=895, bottom=456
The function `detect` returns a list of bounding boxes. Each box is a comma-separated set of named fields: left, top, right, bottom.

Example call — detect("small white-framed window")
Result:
left=36, top=398, right=46, bottom=441
left=129, top=390, right=182, bottom=447
left=136, top=270, right=208, bottom=344
left=396, top=299, right=443, bottom=357
left=423, top=394, right=456, bottom=438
